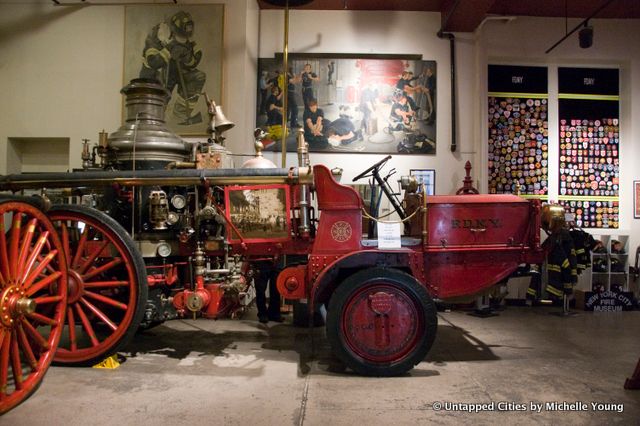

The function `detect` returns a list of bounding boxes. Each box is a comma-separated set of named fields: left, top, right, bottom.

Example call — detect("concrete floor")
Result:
left=4, top=306, right=640, bottom=425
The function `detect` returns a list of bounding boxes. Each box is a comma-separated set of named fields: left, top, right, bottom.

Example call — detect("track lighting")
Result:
left=579, top=22, right=593, bottom=48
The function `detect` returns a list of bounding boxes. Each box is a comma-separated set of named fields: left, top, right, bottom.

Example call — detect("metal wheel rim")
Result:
left=341, top=282, right=424, bottom=364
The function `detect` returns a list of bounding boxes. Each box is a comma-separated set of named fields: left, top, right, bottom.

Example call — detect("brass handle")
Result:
left=470, top=228, right=486, bottom=233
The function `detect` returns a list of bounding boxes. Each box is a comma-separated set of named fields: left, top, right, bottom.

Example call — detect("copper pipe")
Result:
left=0, top=167, right=314, bottom=191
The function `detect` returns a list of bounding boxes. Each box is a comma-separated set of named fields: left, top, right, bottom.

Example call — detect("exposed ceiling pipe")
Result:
left=438, top=0, right=462, bottom=153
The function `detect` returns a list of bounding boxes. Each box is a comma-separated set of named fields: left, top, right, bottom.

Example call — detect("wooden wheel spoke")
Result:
left=17, top=218, right=38, bottom=280
left=61, top=222, right=71, bottom=265
left=82, top=257, right=123, bottom=281
left=26, top=311, right=57, bottom=326
left=84, top=280, right=130, bottom=289
left=22, top=250, right=57, bottom=288
left=78, top=240, right=110, bottom=275
left=21, top=232, right=50, bottom=285
left=25, top=271, right=62, bottom=297
left=0, top=221, right=10, bottom=282
left=84, top=290, right=128, bottom=311
left=21, top=318, right=50, bottom=350
left=9, top=213, right=23, bottom=280
left=67, top=307, right=77, bottom=352
left=10, top=332, right=23, bottom=390
left=80, top=298, right=117, bottom=332
left=0, top=332, right=11, bottom=394
left=16, top=324, right=38, bottom=371
left=74, top=304, right=99, bottom=347
left=72, top=225, right=90, bottom=269
left=33, top=295, right=64, bottom=305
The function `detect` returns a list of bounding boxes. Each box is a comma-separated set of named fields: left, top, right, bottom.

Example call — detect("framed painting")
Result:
left=635, top=180, right=640, bottom=219
left=257, top=54, right=436, bottom=154
left=224, top=184, right=291, bottom=243
left=410, top=169, right=436, bottom=195
left=124, top=4, right=224, bottom=135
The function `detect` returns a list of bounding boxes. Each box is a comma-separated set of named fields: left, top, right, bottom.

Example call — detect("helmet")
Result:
left=169, top=11, right=194, bottom=38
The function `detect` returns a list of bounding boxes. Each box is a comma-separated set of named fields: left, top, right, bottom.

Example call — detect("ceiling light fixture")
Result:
left=545, top=0, right=615, bottom=54
left=578, top=22, right=593, bottom=48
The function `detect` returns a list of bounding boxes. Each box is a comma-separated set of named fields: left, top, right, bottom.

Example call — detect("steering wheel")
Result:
left=353, top=155, right=392, bottom=182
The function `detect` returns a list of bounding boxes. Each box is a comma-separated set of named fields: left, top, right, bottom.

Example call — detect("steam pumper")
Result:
left=0, top=79, right=558, bottom=414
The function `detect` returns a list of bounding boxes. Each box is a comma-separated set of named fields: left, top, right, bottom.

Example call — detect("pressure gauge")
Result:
left=156, top=241, right=172, bottom=258
left=171, top=194, right=186, bottom=210
left=166, top=212, right=179, bottom=226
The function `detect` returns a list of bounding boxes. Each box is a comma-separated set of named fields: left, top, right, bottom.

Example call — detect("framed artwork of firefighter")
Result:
left=257, top=54, right=437, bottom=155
left=124, top=5, right=224, bottom=135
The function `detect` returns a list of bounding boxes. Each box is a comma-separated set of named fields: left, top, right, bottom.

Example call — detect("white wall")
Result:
left=0, top=0, right=259, bottom=172
left=258, top=10, right=640, bottom=251
left=1, top=4, right=638, bottom=253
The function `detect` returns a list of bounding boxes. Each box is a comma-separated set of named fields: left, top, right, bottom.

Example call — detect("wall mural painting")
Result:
left=124, top=5, right=224, bottom=135
left=257, top=55, right=437, bottom=154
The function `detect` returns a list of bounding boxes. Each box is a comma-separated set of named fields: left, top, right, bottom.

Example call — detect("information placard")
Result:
left=377, top=222, right=402, bottom=249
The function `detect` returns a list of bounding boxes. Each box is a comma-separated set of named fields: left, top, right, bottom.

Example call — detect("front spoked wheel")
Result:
left=0, top=201, right=67, bottom=414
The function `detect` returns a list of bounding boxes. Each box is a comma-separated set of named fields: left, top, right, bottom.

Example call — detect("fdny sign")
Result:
left=451, top=218, right=502, bottom=229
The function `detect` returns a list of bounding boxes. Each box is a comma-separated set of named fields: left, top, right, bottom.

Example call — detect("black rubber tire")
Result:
left=49, top=204, right=148, bottom=366
left=292, top=300, right=325, bottom=327
left=326, top=267, right=437, bottom=376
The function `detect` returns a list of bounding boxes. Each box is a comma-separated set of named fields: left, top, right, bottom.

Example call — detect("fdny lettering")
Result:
left=451, top=219, right=502, bottom=229
left=511, top=76, right=524, bottom=84
left=583, top=77, right=595, bottom=86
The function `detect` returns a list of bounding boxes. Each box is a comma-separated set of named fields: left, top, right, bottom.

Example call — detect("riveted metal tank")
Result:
left=108, top=78, right=190, bottom=169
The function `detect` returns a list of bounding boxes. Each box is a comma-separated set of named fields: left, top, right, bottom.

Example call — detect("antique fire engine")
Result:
left=0, top=79, right=557, bottom=414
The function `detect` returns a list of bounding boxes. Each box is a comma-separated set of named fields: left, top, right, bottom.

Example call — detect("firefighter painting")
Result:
left=139, top=11, right=206, bottom=125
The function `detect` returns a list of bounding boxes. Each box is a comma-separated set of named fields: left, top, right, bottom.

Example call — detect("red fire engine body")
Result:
left=0, top=80, right=551, bottom=413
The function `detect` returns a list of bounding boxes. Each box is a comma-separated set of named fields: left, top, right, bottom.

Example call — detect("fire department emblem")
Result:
left=331, top=221, right=352, bottom=242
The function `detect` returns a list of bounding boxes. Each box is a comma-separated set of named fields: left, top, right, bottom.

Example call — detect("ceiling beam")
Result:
left=440, top=0, right=497, bottom=32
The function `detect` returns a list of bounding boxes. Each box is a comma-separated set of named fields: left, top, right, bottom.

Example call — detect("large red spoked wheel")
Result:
left=49, top=205, right=147, bottom=366
left=0, top=201, right=67, bottom=414
left=326, top=267, right=437, bottom=376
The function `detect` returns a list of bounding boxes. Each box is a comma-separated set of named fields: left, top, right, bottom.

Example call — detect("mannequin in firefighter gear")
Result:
left=569, top=228, right=595, bottom=274
left=139, top=11, right=206, bottom=125
left=544, top=229, right=578, bottom=299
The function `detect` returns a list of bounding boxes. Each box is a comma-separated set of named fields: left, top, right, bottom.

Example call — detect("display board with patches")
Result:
left=487, top=65, right=548, bottom=198
left=557, top=67, right=619, bottom=229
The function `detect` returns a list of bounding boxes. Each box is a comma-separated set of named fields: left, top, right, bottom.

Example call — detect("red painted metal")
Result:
left=422, top=194, right=545, bottom=298
left=341, top=283, right=423, bottom=363
left=277, top=265, right=307, bottom=299
left=203, top=284, right=225, bottom=319
left=311, top=165, right=363, bottom=256
left=0, top=202, right=67, bottom=415
left=48, top=210, right=139, bottom=365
